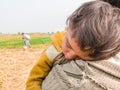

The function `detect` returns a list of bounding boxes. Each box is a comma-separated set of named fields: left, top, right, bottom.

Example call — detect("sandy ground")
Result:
left=0, top=48, right=44, bottom=90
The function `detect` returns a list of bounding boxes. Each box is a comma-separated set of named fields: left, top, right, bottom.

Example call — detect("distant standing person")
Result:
left=22, top=33, right=31, bottom=50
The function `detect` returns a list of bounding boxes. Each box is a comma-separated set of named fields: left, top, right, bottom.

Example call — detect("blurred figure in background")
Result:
left=22, top=33, right=31, bottom=50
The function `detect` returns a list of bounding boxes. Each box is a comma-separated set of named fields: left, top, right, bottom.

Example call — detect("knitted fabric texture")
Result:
left=42, top=52, right=120, bottom=90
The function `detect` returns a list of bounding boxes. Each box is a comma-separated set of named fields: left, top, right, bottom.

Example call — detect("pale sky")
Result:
left=0, top=0, right=92, bottom=34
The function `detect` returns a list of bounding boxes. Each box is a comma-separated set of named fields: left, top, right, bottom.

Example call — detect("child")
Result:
left=26, top=0, right=120, bottom=90
left=42, top=1, right=120, bottom=90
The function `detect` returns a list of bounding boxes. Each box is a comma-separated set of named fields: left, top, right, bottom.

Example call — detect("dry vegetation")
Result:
left=0, top=48, right=44, bottom=90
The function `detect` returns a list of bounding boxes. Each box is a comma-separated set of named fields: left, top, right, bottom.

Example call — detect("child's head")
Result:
left=62, top=1, right=120, bottom=60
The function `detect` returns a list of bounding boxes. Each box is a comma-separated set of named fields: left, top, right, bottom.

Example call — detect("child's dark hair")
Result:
left=101, top=0, right=120, bottom=8
left=66, top=1, right=120, bottom=60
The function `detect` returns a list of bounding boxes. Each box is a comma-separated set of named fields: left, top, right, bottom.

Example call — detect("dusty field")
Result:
left=0, top=48, right=44, bottom=90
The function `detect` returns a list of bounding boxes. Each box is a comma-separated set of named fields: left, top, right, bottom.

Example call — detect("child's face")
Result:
left=62, top=30, right=92, bottom=61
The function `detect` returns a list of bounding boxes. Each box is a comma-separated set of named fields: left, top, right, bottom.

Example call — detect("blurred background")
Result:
left=0, top=0, right=92, bottom=34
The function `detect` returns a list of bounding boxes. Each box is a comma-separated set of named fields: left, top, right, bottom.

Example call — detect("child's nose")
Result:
left=70, top=51, right=78, bottom=58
